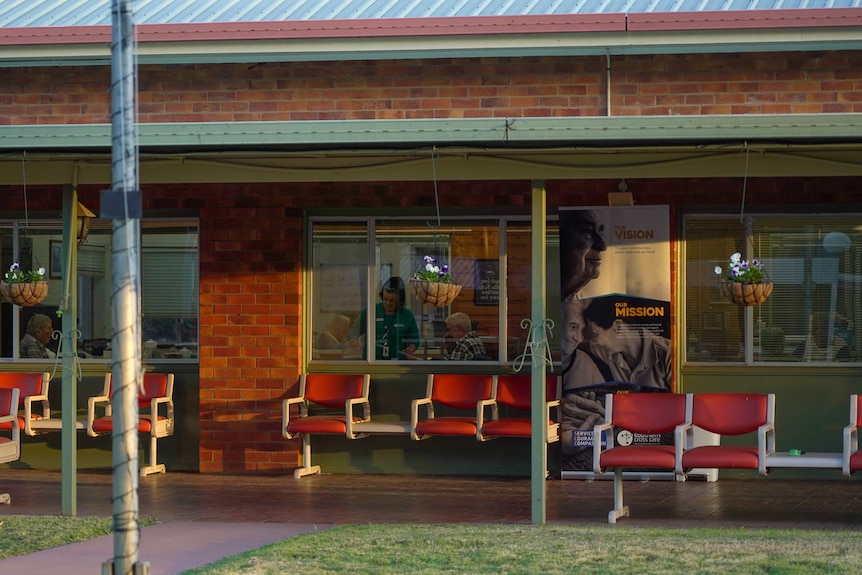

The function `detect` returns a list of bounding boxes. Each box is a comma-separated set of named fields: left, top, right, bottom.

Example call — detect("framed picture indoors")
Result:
left=49, top=240, right=62, bottom=279
left=474, top=259, right=499, bottom=306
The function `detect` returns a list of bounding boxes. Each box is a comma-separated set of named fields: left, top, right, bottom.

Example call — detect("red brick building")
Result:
left=1, top=2, right=860, bottom=476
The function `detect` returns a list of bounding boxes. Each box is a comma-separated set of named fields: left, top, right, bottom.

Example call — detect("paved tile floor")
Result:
left=2, top=468, right=862, bottom=529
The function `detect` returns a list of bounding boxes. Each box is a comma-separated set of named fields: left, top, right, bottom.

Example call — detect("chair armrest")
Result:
left=478, top=398, right=498, bottom=421
left=22, top=393, right=51, bottom=435
left=86, top=394, right=110, bottom=437
left=149, top=396, right=175, bottom=425
left=345, top=397, right=371, bottom=439
left=674, top=422, right=692, bottom=475
left=592, top=421, right=614, bottom=474
left=476, top=399, right=497, bottom=441
left=758, top=422, right=776, bottom=475
left=24, top=393, right=50, bottom=418
left=410, top=397, right=433, bottom=441
left=843, top=423, right=857, bottom=476
left=281, top=397, right=305, bottom=439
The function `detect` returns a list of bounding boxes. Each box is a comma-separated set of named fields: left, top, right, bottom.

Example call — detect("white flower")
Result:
left=414, top=255, right=453, bottom=283
left=715, top=253, right=766, bottom=283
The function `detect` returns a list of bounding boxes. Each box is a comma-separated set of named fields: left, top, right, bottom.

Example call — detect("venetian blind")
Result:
left=141, top=246, right=198, bottom=317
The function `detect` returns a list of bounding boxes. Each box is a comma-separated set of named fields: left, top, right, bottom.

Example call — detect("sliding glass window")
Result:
left=0, top=219, right=199, bottom=361
left=685, top=214, right=860, bottom=364
left=309, top=216, right=561, bottom=365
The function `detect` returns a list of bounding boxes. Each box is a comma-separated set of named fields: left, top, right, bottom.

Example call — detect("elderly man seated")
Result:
left=443, top=312, right=487, bottom=361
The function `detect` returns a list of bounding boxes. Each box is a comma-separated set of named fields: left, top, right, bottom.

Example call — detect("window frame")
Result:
left=307, top=213, right=562, bottom=366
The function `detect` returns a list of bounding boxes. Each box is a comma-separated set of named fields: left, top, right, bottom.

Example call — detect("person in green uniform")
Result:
left=350, top=276, right=419, bottom=360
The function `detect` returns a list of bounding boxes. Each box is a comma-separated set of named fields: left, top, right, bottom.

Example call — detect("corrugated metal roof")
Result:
left=2, top=0, right=862, bottom=27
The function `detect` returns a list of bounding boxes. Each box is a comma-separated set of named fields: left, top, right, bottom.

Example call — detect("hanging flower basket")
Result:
left=714, top=252, right=772, bottom=306
left=0, top=281, right=48, bottom=307
left=410, top=279, right=462, bottom=307
left=410, top=255, right=461, bottom=307
left=718, top=280, right=773, bottom=306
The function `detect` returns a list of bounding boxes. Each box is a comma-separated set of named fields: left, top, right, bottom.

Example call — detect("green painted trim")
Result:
left=0, top=114, right=859, bottom=150
left=1, top=29, right=860, bottom=68
left=530, top=180, right=548, bottom=525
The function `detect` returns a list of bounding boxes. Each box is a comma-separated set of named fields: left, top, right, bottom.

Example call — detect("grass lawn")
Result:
left=3, top=518, right=861, bottom=574
left=182, top=523, right=861, bottom=575
left=0, top=515, right=114, bottom=559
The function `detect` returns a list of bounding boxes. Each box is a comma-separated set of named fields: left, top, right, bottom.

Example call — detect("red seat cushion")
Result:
left=601, top=445, right=677, bottom=469
left=682, top=445, right=760, bottom=470
left=92, top=416, right=168, bottom=435
left=414, top=417, right=479, bottom=436
left=849, top=451, right=862, bottom=472
left=481, top=418, right=554, bottom=437
left=286, top=415, right=365, bottom=435
left=0, top=414, right=42, bottom=430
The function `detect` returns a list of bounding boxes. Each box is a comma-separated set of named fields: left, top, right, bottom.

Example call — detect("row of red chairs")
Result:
left=283, top=373, right=561, bottom=478
left=596, top=392, right=862, bottom=523
left=0, top=372, right=174, bottom=480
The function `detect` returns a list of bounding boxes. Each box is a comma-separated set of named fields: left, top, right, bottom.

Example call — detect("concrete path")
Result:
left=0, top=521, right=332, bottom=575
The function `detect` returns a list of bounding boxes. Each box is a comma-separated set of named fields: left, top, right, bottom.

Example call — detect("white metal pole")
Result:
left=109, top=0, right=143, bottom=573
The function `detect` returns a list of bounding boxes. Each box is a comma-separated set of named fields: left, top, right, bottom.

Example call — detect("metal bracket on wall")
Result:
left=512, top=318, right=554, bottom=372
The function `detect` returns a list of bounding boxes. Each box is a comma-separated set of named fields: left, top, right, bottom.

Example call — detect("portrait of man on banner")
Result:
left=557, top=206, right=672, bottom=472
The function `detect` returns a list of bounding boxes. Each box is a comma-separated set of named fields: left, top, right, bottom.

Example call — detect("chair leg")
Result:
left=608, top=468, right=630, bottom=524
left=140, top=434, right=166, bottom=477
left=293, top=434, right=321, bottom=478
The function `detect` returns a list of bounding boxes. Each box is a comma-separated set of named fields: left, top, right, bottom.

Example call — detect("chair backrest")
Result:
left=0, top=372, right=48, bottom=407
left=105, top=372, right=174, bottom=406
left=301, top=373, right=368, bottom=409
left=689, top=393, right=772, bottom=435
left=494, top=374, right=558, bottom=411
left=608, top=392, right=687, bottom=435
left=0, top=387, right=18, bottom=419
left=429, top=373, right=494, bottom=410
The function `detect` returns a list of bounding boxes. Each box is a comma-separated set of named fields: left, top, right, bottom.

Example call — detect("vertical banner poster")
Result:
left=558, top=205, right=672, bottom=472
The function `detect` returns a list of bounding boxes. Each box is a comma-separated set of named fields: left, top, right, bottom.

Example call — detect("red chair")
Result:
left=1, top=387, right=21, bottom=504
left=0, top=372, right=50, bottom=436
left=283, top=373, right=371, bottom=478
left=843, top=394, right=862, bottom=476
left=87, top=372, right=175, bottom=477
left=679, top=393, right=775, bottom=476
left=478, top=374, right=560, bottom=442
left=593, top=392, right=687, bottom=523
left=411, top=373, right=495, bottom=441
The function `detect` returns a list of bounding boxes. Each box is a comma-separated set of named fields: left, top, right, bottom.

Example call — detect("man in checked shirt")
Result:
left=442, top=312, right=487, bottom=361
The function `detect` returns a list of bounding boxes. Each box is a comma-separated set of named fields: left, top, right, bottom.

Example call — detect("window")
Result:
left=309, top=215, right=561, bottom=364
left=1, top=219, right=199, bottom=360
left=685, top=214, right=860, bottom=364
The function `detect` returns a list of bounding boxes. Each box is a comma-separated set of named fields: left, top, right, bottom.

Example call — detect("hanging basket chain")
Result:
left=1, top=152, right=49, bottom=307
left=410, top=146, right=462, bottom=307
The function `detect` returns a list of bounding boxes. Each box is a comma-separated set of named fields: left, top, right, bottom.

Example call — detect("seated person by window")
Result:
left=20, top=313, right=54, bottom=359
left=443, top=312, right=487, bottom=361
left=317, top=314, right=351, bottom=352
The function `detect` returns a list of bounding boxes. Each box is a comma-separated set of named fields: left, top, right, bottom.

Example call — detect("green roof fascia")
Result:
left=1, top=26, right=861, bottom=68
left=0, top=114, right=860, bottom=150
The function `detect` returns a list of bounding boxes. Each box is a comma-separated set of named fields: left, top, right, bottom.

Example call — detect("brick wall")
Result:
left=1, top=51, right=859, bottom=126
left=2, top=49, right=860, bottom=472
